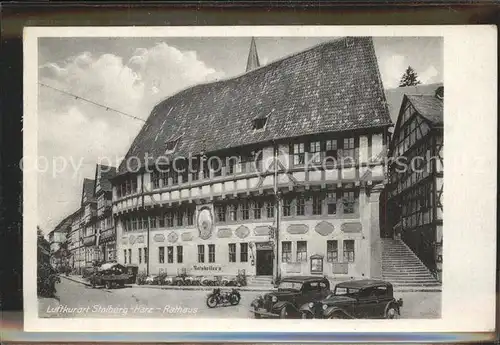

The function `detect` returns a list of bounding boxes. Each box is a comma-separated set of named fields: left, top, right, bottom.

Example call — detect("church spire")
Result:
left=246, top=37, right=261, bottom=72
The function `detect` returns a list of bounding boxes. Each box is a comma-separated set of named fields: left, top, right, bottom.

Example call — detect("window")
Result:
left=144, top=247, right=148, bottom=264
left=190, top=159, right=199, bottom=181
left=309, top=141, right=322, bottom=164
left=343, top=191, right=356, bottom=214
left=159, top=246, right=165, bottom=264
left=159, top=213, right=165, bottom=228
left=297, top=241, right=307, bottom=262
left=152, top=171, right=161, bottom=189
left=159, top=171, right=168, bottom=188
left=228, top=243, right=236, bottom=263
left=326, top=139, right=338, bottom=160
left=167, top=246, right=174, bottom=263
left=240, top=243, right=248, bottom=262
left=296, top=197, right=305, bottom=216
left=252, top=117, right=267, bottom=130
left=327, top=240, right=338, bottom=262
left=138, top=248, right=142, bottom=264
left=150, top=216, right=157, bottom=229
left=343, top=240, right=355, bottom=262
left=208, top=244, right=215, bottom=263
left=229, top=204, right=238, bottom=221
left=312, top=195, right=323, bottom=215
left=282, top=198, right=292, bottom=217
left=327, top=192, right=337, bottom=215
left=165, top=212, right=174, bottom=227
left=227, top=156, right=238, bottom=175
left=142, top=216, right=148, bottom=230
left=293, top=143, right=305, bottom=165
left=241, top=201, right=250, bottom=220
left=198, top=245, right=205, bottom=263
left=124, top=249, right=127, bottom=264
left=216, top=205, right=226, bottom=222
left=169, top=168, right=178, bottom=185
left=128, top=249, right=132, bottom=264
left=203, top=160, right=210, bottom=179
left=177, top=246, right=183, bottom=263
left=343, top=137, right=356, bottom=161
left=211, top=157, right=223, bottom=177
left=187, top=208, right=194, bottom=226
left=176, top=210, right=183, bottom=226
left=282, top=241, right=292, bottom=262
left=165, top=138, right=178, bottom=153
left=253, top=201, right=262, bottom=219
left=132, top=217, right=138, bottom=231
left=266, top=201, right=274, bottom=218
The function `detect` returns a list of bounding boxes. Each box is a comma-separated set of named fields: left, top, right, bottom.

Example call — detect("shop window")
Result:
left=312, top=195, right=323, bottom=215
left=296, top=197, right=305, bottom=216
left=167, top=246, right=174, bottom=263
left=177, top=246, right=183, bottom=263
left=158, top=246, right=165, bottom=264
left=228, top=243, right=236, bottom=263
left=198, top=245, right=205, bottom=263
left=128, top=249, right=132, bottom=264
left=343, top=240, right=355, bottom=262
left=240, top=243, right=248, bottom=262
left=292, top=143, right=305, bottom=166
left=327, top=240, right=338, bottom=262
left=208, top=244, right=215, bottom=263
left=297, top=241, right=307, bottom=262
left=124, top=249, right=127, bottom=264
left=253, top=201, right=262, bottom=219
left=282, top=241, right=292, bottom=262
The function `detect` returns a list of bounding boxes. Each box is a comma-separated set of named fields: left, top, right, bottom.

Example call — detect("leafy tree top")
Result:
left=399, top=66, right=421, bottom=87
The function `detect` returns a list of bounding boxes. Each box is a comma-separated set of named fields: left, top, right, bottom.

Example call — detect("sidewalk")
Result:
left=61, top=275, right=441, bottom=293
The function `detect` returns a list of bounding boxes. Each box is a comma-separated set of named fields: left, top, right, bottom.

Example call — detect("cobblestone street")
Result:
left=38, top=277, right=441, bottom=319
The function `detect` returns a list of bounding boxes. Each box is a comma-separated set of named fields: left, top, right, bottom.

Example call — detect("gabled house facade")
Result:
left=386, top=87, right=443, bottom=281
left=94, top=164, right=117, bottom=263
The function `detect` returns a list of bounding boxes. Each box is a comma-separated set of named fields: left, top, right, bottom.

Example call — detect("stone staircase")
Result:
left=382, top=238, right=441, bottom=288
left=247, top=275, right=273, bottom=287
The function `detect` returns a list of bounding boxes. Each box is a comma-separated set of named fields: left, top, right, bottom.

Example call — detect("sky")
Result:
left=37, top=36, right=443, bottom=234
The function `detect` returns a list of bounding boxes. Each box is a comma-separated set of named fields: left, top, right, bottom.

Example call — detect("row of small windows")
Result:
left=122, top=208, right=195, bottom=232
left=291, top=137, right=358, bottom=166
left=122, top=241, right=354, bottom=265
left=281, top=240, right=355, bottom=263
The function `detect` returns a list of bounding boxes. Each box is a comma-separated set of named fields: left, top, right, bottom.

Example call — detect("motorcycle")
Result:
left=206, top=288, right=241, bottom=308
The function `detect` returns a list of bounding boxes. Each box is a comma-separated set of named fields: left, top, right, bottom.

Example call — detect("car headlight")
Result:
left=271, top=296, right=278, bottom=302
left=322, top=304, right=328, bottom=310
left=308, top=302, right=314, bottom=308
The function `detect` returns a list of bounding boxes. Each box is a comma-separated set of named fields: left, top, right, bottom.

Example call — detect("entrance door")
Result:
left=256, top=249, right=274, bottom=276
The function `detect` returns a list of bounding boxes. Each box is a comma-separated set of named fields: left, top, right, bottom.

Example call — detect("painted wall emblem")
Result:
left=181, top=232, right=193, bottom=241
left=235, top=225, right=250, bottom=239
left=287, top=224, right=308, bottom=234
left=341, top=222, right=362, bottom=233
left=197, top=206, right=214, bottom=240
left=136, top=235, right=144, bottom=243
left=167, top=231, right=179, bottom=243
left=129, top=235, right=135, bottom=245
left=315, top=221, right=335, bottom=236
left=217, top=228, right=233, bottom=238
left=154, top=234, right=165, bottom=242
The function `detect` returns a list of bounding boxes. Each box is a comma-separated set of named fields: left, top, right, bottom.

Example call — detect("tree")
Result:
left=399, top=66, right=421, bottom=87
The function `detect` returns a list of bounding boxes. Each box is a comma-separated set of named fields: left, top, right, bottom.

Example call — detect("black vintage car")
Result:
left=299, top=279, right=403, bottom=319
left=250, top=276, right=331, bottom=319
left=89, top=263, right=130, bottom=289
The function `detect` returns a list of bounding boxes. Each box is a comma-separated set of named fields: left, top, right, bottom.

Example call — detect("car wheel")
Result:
left=105, top=281, right=112, bottom=289
left=280, top=306, right=291, bottom=319
left=386, top=306, right=399, bottom=319
left=253, top=309, right=261, bottom=319
left=328, top=311, right=346, bottom=319
left=301, top=312, right=311, bottom=319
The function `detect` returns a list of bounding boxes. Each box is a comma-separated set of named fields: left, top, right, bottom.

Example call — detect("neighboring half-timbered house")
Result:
left=386, top=86, right=443, bottom=281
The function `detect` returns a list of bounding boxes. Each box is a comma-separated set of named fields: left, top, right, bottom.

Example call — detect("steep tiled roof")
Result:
left=82, top=178, right=96, bottom=204
left=118, top=37, right=392, bottom=175
left=407, top=94, right=443, bottom=125
left=385, top=83, right=443, bottom=123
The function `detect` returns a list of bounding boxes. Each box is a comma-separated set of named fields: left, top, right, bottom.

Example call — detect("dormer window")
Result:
left=165, top=138, right=179, bottom=154
left=252, top=117, right=267, bottom=131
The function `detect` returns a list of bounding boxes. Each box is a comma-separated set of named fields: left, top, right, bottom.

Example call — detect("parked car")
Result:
left=184, top=276, right=202, bottom=286
left=250, top=276, right=331, bottom=319
left=89, top=263, right=130, bottom=289
left=299, top=279, right=403, bottom=319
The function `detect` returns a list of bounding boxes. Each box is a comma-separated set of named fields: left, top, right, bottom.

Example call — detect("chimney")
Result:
left=435, top=86, right=444, bottom=100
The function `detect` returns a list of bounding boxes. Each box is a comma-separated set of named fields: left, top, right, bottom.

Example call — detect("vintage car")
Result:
left=250, top=276, right=331, bottom=318
left=299, top=279, right=403, bottom=319
left=89, top=263, right=130, bottom=289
